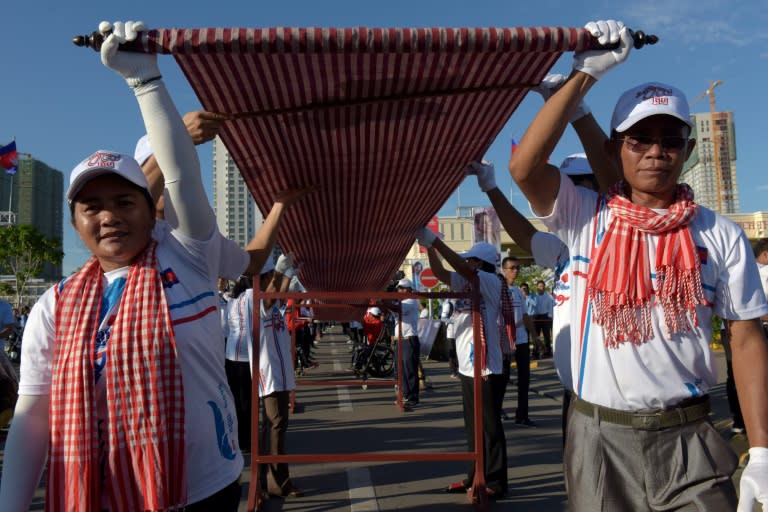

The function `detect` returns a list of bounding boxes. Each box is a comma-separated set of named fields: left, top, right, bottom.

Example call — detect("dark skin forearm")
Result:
left=509, top=71, right=597, bottom=215
left=730, top=318, right=768, bottom=447
left=570, top=113, right=621, bottom=193
left=485, top=187, right=537, bottom=254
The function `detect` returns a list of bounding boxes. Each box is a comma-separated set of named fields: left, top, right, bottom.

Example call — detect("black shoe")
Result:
left=514, top=417, right=536, bottom=427
left=405, top=399, right=420, bottom=407
left=500, top=409, right=509, bottom=420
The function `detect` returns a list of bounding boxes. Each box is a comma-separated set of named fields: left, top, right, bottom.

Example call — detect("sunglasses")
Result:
left=615, top=135, right=689, bottom=153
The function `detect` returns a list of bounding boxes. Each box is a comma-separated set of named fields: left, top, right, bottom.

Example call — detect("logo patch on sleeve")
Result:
left=161, top=267, right=180, bottom=288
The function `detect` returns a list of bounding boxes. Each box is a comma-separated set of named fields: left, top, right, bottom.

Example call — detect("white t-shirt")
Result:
left=246, top=294, right=296, bottom=397
left=19, top=221, right=248, bottom=505
left=537, top=176, right=768, bottom=409
left=449, top=271, right=503, bottom=377
left=531, top=231, right=573, bottom=387
left=225, top=291, right=252, bottom=362
left=508, top=285, right=528, bottom=346
left=395, top=298, right=420, bottom=338
left=441, top=300, right=456, bottom=339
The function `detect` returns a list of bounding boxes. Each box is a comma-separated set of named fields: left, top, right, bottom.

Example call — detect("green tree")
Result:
left=0, top=224, right=63, bottom=306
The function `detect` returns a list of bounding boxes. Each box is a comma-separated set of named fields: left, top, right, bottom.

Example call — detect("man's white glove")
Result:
left=533, top=73, right=591, bottom=122
left=465, top=160, right=496, bottom=193
left=415, top=227, right=437, bottom=249
left=572, top=20, right=632, bottom=81
left=738, top=447, right=768, bottom=512
left=99, top=20, right=161, bottom=88
left=275, top=253, right=296, bottom=278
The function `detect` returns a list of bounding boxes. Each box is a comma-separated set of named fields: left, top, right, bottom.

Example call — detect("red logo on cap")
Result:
left=86, top=151, right=121, bottom=169
left=635, top=85, right=673, bottom=101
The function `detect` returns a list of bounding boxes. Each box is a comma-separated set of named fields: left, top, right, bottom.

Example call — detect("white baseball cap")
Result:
left=67, top=150, right=149, bottom=201
left=397, top=278, right=413, bottom=289
left=134, top=134, right=152, bottom=166
left=610, top=82, right=693, bottom=133
left=368, top=307, right=382, bottom=317
left=460, top=242, right=498, bottom=265
left=558, top=153, right=592, bottom=176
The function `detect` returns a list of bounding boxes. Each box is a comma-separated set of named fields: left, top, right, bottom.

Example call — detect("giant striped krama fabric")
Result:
left=133, top=26, right=594, bottom=314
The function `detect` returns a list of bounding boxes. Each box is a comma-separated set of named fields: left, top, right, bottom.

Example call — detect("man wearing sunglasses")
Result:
left=507, top=19, right=768, bottom=511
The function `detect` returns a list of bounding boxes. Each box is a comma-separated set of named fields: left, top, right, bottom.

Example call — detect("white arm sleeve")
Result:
left=0, top=394, right=50, bottom=510
left=133, top=82, right=216, bottom=240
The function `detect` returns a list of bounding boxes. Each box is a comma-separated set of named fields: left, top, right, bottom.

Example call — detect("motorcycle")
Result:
left=351, top=333, right=394, bottom=378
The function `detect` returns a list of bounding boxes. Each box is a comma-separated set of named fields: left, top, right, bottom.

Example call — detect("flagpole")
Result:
left=7, top=174, right=12, bottom=212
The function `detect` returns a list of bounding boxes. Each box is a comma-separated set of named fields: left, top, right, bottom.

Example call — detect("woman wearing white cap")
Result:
left=0, top=21, right=309, bottom=511
left=416, top=232, right=509, bottom=500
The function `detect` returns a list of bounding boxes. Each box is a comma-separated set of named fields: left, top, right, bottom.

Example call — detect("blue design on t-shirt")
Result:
left=684, top=381, right=702, bottom=397
left=207, top=400, right=237, bottom=460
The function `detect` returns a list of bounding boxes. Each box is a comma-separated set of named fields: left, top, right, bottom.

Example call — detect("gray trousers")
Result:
left=565, top=399, right=738, bottom=511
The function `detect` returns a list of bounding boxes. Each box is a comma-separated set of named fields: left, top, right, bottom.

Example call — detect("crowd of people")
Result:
left=0, top=16, right=766, bottom=512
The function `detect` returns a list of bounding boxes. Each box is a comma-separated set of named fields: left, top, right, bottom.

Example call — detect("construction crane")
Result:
left=692, top=79, right=724, bottom=112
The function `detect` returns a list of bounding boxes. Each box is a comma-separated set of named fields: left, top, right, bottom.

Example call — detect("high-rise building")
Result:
left=212, top=137, right=263, bottom=248
left=681, top=111, right=738, bottom=214
left=0, top=154, right=64, bottom=279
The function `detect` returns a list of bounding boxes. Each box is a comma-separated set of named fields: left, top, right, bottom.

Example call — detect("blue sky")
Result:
left=3, top=0, right=767, bottom=275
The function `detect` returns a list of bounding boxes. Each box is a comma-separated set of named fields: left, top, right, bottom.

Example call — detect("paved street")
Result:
left=0, top=327, right=748, bottom=511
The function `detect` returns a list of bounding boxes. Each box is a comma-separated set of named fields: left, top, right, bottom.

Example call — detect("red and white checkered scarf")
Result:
left=498, top=275, right=516, bottom=354
left=48, top=241, right=187, bottom=511
left=465, top=273, right=515, bottom=376
left=587, top=182, right=704, bottom=347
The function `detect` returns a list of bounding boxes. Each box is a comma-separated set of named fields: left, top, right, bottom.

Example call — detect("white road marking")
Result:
left=347, top=467, right=379, bottom=511
left=332, top=343, right=353, bottom=412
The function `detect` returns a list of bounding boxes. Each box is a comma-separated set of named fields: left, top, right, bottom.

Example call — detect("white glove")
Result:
left=738, top=447, right=768, bottom=512
left=572, top=20, right=632, bottom=81
left=465, top=160, right=496, bottom=192
left=415, top=227, right=437, bottom=249
left=275, top=253, right=296, bottom=278
left=533, top=74, right=592, bottom=122
left=99, top=20, right=161, bottom=88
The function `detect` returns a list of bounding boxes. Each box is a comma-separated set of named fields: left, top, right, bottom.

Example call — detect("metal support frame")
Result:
left=246, top=287, right=490, bottom=510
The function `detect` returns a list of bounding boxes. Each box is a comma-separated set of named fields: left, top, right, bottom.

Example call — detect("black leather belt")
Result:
left=572, top=395, right=710, bottom=431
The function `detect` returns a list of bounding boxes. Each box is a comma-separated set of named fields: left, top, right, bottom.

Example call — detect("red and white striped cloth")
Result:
left=132, top=26, right=594, bottom=310
left=49, top=241, right=186, bottom=511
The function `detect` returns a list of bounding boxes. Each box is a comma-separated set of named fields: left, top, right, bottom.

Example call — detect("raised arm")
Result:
left=509, top=20, right=631, bottom=215
left=99, top=21, right=215, bottom=240
left=533, top=73, right=620, bottom=193
left=242, top=187, right=313, bottom=277
left=466, top=161, right=538, bottom=254
left=138, top=111, right=227, bottom=207
left=416, top=228, right=475, bottom=282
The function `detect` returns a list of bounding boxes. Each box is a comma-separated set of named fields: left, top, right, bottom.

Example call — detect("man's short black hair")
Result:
left=754, top=238, right=768, bottom=258
left=501, top=256, right=519, bottom=267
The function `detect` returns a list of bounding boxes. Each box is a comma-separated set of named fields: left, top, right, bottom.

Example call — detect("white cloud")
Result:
left=617, top=0, right=768, bottom=47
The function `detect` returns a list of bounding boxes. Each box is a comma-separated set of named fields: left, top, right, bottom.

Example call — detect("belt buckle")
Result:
left=632, top=412, right=663, bottom=430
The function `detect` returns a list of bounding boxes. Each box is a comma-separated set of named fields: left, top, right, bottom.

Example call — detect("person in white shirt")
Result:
left=507, top=19, right=768, bottom=511
left=418, top=233, right=508, bottom=500
left=0, top=21, right=309, bottom=511
left=500, top=257, right=532, bottom=425
left=394, top=278, right=421, bottom=407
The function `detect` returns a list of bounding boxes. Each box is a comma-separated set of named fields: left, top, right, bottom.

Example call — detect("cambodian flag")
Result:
left=0, top=141, right=18, bottom=175
left=510, top=137, right=518, bottom=157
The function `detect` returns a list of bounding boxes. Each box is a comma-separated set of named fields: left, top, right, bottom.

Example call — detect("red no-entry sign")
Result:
left=420, top=268, right=439, bottom=289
